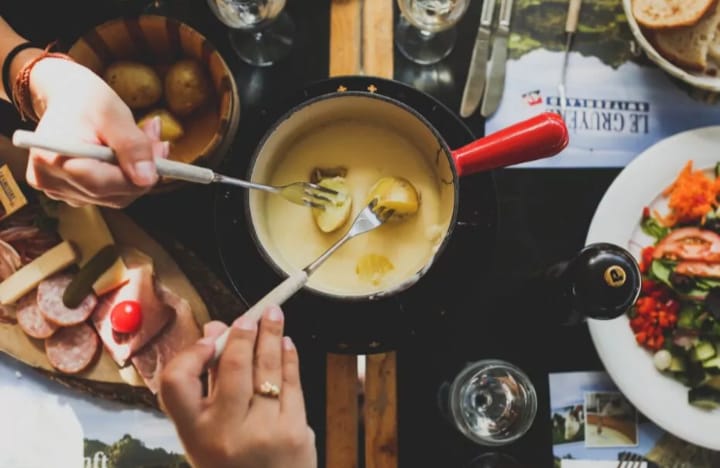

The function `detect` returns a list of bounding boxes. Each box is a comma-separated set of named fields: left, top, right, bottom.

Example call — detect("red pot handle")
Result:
left=451, top=112, right=569, bottom=177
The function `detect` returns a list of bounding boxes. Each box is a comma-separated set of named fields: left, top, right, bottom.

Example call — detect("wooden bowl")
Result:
left=67, top=15, right=240, bottom=191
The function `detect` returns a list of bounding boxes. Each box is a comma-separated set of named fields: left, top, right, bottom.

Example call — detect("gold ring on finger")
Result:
left=257, top=380, right=281, bottom=399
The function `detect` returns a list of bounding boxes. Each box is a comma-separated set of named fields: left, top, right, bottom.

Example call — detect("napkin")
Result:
left=561, top=461, right=647, bottom=468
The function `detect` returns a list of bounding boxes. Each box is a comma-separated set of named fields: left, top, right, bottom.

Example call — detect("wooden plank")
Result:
left=362, top=0, right=394, bottom=78
left=364, top=352, right=399, bottom=468
left=330, top=0, right=363, bottom=76
left=326, top=1, right=362, bottom=466
left=325, top=353, right=359, bottom=468
left=361, top=3, right=398, bottom=468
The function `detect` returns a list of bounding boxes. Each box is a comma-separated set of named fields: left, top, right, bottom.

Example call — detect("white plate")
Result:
left=622, top=0, right=720, bottom=92
left=586, top=126, right=720, bottom=451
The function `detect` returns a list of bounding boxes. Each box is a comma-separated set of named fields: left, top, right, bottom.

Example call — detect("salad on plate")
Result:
left=632, top=160, right=720, bottom=410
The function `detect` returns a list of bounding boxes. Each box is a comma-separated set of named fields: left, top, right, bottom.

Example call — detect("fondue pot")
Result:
left=245, top=85, right=568, bottom=301
left=213, top=76, right=567, bottom=352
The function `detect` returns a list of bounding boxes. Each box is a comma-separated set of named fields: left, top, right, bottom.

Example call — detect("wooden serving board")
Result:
left=0, top=209, right=213, bottom=407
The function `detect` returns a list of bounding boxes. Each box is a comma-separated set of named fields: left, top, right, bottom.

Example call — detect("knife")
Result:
left=480, top=0, right=514, bottom=118
left=558, top=0, right=582, bottom=118
left=459, top=0, right=497, bottom=118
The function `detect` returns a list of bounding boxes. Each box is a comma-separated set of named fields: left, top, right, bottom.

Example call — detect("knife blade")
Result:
left=459, top=0, right=497, bottom=118
left=559, top=0, right=582, bottom=118
left=480, top=0, right=514, bottom=118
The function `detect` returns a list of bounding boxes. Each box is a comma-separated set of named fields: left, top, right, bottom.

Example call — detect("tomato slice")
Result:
left=110, top=300, right=142, bottom=334
left=653, top=227, right=720, bottom=262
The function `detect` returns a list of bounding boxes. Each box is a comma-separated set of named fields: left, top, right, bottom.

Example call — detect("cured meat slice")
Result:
left=131, top=283, right=200, bottom=394
left=0, top=238, right=21, bottom=281
left=16, top=291, right=58, bottom=339
left=38, top=273, right=97, bottom=326
left=92, top=260, right=174, bottom=366
left=45, top=323, right=99, bottom=374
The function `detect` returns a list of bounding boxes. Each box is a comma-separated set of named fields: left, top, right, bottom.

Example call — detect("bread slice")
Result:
left=649, top=3, right=720, bottom=71
left=633, top=0, right=717, bottom=29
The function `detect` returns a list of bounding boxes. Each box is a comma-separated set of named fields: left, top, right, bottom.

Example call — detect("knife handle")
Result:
left=498, top=0, right=514, bottom=29
left=451, top=112, right=568, bottom=176
left=566, top=0, right=582, bottom=33
left=480, top=0, right=496, bottom=27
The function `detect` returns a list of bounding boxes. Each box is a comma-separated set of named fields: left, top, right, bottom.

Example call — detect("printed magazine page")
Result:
left=485, top=0, right=720, bottom=168
left=549, top=371, right=720, bottom=467
left=0, top=354, right=187, bottom=468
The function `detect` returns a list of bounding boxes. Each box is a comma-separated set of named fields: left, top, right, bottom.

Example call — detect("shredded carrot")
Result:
left=659, top=160, right=720, bottom=226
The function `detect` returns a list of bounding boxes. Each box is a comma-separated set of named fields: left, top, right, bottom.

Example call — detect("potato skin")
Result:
left=103, top=61, right=162, bottom=109
left=164, top=59, right=211, bottom=116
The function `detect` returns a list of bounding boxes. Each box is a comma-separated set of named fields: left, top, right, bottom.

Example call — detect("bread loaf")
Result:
left=633, top=0, right=717, bottom=29
left=649, top=3, right=720, bottom=71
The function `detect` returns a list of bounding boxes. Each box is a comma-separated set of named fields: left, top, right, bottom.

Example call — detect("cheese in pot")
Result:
left=261, top=120, right=447, bottom=296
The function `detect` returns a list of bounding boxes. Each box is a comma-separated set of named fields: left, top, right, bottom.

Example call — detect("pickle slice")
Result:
left=356, top=254, right=394, bottom=286
left=366, top=176, right=420, bottom=218
left=63, top=245, right=119, bottom=308
left=312, top=177, right=352, bottom=233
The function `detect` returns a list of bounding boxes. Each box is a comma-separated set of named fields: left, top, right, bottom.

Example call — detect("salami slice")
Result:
left=45, top=323, right=99, bottom=374
left=16, top=291, right=57, bottom=339
left=38, top=274, right=97, bottom=326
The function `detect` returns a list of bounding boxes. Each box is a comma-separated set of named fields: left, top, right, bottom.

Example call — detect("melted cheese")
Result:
left=262, top=120, right=445, bottom=296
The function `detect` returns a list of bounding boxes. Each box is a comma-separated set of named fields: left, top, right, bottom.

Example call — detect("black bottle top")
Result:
left=540, top=242, right=642, bottom=324
left=570, top=243, right=642, bottom=320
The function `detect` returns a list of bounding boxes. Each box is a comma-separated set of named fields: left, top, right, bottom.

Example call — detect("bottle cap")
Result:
left=570, top=243, right=641, bottom=320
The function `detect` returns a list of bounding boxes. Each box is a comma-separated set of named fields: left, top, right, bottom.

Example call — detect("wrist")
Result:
left=1, top=43, right=41, bottom=103
left=11, top=49, right=75, bottom=122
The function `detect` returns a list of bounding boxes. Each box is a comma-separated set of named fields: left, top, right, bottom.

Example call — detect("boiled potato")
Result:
left=164, top=59, right=211, bottom=116
left=356, top=254, right=394, bottom=286
left=103, top=61, right=162, bottom=109
left=367, top=176, right=420, bottom=219
left=312, top=177, right=352, bottom=233
left=137, top=109, right=184, bottom=141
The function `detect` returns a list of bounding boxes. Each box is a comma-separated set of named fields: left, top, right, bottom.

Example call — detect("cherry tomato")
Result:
left=111, top=300, right=142, bottom=334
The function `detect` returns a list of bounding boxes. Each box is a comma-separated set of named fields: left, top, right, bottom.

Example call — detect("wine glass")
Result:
left=395, top=0, right=471, bottom=65
left=447, top=359, right=537, bottom=446
left=207, top=0, right=295, bottom=67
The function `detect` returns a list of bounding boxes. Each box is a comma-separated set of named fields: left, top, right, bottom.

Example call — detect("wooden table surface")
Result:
left=0, top=1, right=626, bottom=467
left=327, top=2, right=398, bottom=467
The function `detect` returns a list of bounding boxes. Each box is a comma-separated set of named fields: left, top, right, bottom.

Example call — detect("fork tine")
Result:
left=303, top=189, right=334, bottom=204
left=308, top=184, right=339, bottom=195
left=302, top=199, right=326, bottom=210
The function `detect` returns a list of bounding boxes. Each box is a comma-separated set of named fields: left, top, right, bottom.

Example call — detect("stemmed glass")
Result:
left=445, top=359, right=537, bottom=446
left=207, top=0, right=295, bottom=67
left=395, top=0, right=471, bottom=65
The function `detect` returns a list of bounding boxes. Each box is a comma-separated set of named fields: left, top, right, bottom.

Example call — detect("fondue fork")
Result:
left=11, top=130, right=340, bottom=210
left=212, top=199, right=395, bottom=361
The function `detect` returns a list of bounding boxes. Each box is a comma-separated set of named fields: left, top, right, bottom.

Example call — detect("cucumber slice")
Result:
left=703, top=356, right=720, bottom=375
left=678, top=306, right=698, bottom=329
left=693, top=341, right=717, bottom=362
left=689, top=386, right=720, bottom=410
left=669, top=356, right=687, bottom=372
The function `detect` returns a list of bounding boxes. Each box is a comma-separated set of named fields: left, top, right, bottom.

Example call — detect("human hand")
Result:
left=159, top=307, right=317, bottom=468
left=24, top=58, right=166, bottom=208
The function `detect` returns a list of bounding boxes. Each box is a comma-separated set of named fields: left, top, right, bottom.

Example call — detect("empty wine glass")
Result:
left=447, top=359, right=537, bottom=446
left=395, top=0, right=471, bottom=65
left=207, top=0, right=295, bottom=67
